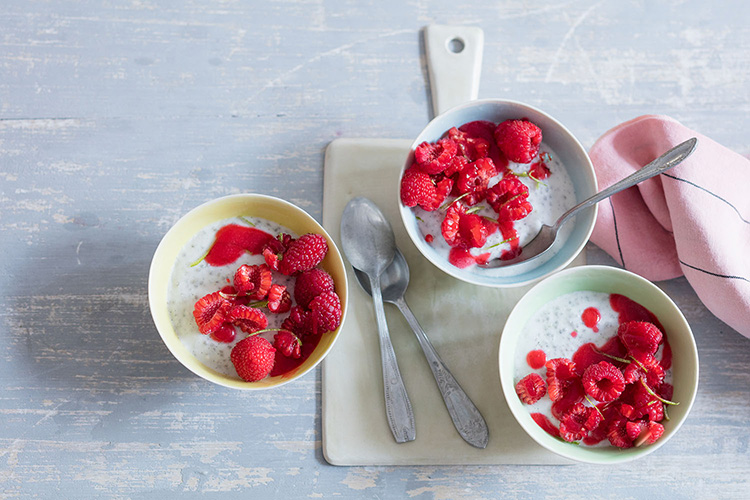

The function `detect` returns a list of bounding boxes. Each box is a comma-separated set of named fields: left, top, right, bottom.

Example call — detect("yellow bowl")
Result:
left=148, top=194, right=348, bottom=389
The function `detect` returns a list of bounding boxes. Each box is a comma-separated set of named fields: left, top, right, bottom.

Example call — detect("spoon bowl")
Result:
left=340, top=196, right=396, bottom=276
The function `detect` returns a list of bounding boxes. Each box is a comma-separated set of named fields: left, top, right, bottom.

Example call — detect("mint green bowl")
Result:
left=499, top=265, right=699, bottom=464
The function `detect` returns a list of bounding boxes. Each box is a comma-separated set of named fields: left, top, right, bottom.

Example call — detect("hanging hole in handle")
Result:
left=446, top=37, right=465, bottom=54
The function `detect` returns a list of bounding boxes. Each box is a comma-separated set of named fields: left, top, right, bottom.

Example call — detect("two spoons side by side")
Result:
left=354, top=249, right=489, bottom=449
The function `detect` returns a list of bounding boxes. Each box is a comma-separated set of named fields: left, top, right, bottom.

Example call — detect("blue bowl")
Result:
left=398, top=99, right=598, bottom=287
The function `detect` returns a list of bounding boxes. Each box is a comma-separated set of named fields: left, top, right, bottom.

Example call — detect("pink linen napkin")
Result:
left=589, top=114, right=750, bottom=338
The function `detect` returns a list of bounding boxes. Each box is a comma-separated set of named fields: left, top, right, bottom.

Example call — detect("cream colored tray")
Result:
left=321, top=138, right=580, bottom=465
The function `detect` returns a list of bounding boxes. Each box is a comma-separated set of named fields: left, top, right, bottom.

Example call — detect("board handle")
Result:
left=424, top=25, right=484, bottom=117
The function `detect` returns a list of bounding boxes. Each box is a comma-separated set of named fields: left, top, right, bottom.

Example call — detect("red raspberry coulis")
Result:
left=582, top=307, right=601, bottom=332
left=204, top=224, right=274, bottom=266
left=458, top=120, right=509, bottom=170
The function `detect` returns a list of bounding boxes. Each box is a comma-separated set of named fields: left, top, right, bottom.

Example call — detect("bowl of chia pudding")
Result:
left=148, top=194, right=348, bottom=390
left=398, top=99, right=597, bottom=287
left=499, top=265, right=699, bottom=464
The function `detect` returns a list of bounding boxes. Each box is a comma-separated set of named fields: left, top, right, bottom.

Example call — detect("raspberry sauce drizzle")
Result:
left=204, top=224, right=274, bottom=266
left=582, top=307, right=601, bottom=332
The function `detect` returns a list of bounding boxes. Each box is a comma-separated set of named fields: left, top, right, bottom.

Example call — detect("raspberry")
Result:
left=233, top=264, right=255, bottom=295
left=218, top=285, right=250, bottom=306
left=618, top=403, right=638, bottom=420
left=559, top=403, right=600, bottom=442
left=443, top=154, right=469, bottom=178
left=485, top=174, right=532, bottom=222
left=441, top=202, right=489, bottom=249
left=234, top=264, right=273, bottom=300
left=441, top=202, right=464, bottom=247
left=267, top=284, right=292, bottom=314
left=607, top=416, right=633, bottom=448
left=626, top=420, right=647, bottom=441
left=230, top=336, right=276, bottom=382
left=515, top=373, right=546, bottom=404
left=494, top=119, right=542, bottom=163
left=414, top=138, right=458, bottom=175
left=282, top=306, right=315, bottom=337
left=458, top=213, right=488, bottom=248
left=623, top=352, right=665, bottom=387
left=582, top=361, right=626, bottom=402
left=551, top=379, right=585, bottom=420
left=618, top=321, right=663, bottom=355
left=635, top=421, right=664, bottom=446
left=263, top=246, right=280, bottom=271
left=455, top=158, right=496, bottom=205
left=261, top=234, right=293, bottom=271
left=632, top=384, right=664, bottom=421
left=531, top=413, right=559, bottom=438
left=447, top=126, right=490, bottom=162
left=400, top=167, right=452, bottom=211
left=529, top=160, right=551, bottom=180
left=545, top=358, right=577, bottom=402
left=583, top=403, right=618, bottom=445
left=193, top=292, right=233, bottom=335
left=210, top=323, right=236, bottom=343
left=227, top=305, right=268, bottom=334
left=294, top=269, right=335, bottom=308
left=273, top=331, right=302, bottom=359
left=309, top=291, right=342, bottom=334
left=278, top=233, right=329, bottom=275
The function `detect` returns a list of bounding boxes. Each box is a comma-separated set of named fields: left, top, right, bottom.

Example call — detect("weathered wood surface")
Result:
left=1, top=1, right=749, bottom=498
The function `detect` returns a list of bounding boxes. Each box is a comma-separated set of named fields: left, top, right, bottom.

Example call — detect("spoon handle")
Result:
left=395, top=298, right=489, bottom=449
left=554, top=137, right=698, bottom=231
left=369, top=274, right=416, bottom=443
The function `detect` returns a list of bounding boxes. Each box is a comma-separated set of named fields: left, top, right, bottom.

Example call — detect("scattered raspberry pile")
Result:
left=400, top=119, right=551, bottom=267
left=515, top=320, right=675, bottom=448
left=192, top=232, right=342, bottom=382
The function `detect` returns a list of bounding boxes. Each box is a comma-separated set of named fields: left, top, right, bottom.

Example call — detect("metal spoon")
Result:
left=480, top=137, right=698, bottom=268
left=340, top=197, right=416, bottom=443
left=354, top=249, right=489, bottom=449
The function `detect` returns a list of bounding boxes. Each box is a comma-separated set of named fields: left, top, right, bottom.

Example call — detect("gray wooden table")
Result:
left=2, top=1, right=749, bottom=498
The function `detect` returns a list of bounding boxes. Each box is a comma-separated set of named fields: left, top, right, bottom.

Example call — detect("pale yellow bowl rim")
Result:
left=148, top=193, right=348, bottom=390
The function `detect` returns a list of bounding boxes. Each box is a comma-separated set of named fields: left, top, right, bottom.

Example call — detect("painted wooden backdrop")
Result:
left=1, top=0, right=749, bottom=498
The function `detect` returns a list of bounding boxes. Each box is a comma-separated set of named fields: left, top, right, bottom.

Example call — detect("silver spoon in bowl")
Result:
left=353, top=248, right=490, bottom=449
left=479, top=137, right=698, bottom=268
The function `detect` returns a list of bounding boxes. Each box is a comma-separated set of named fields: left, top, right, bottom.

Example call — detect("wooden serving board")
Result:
left=321, top=138, right=580, bottom=465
